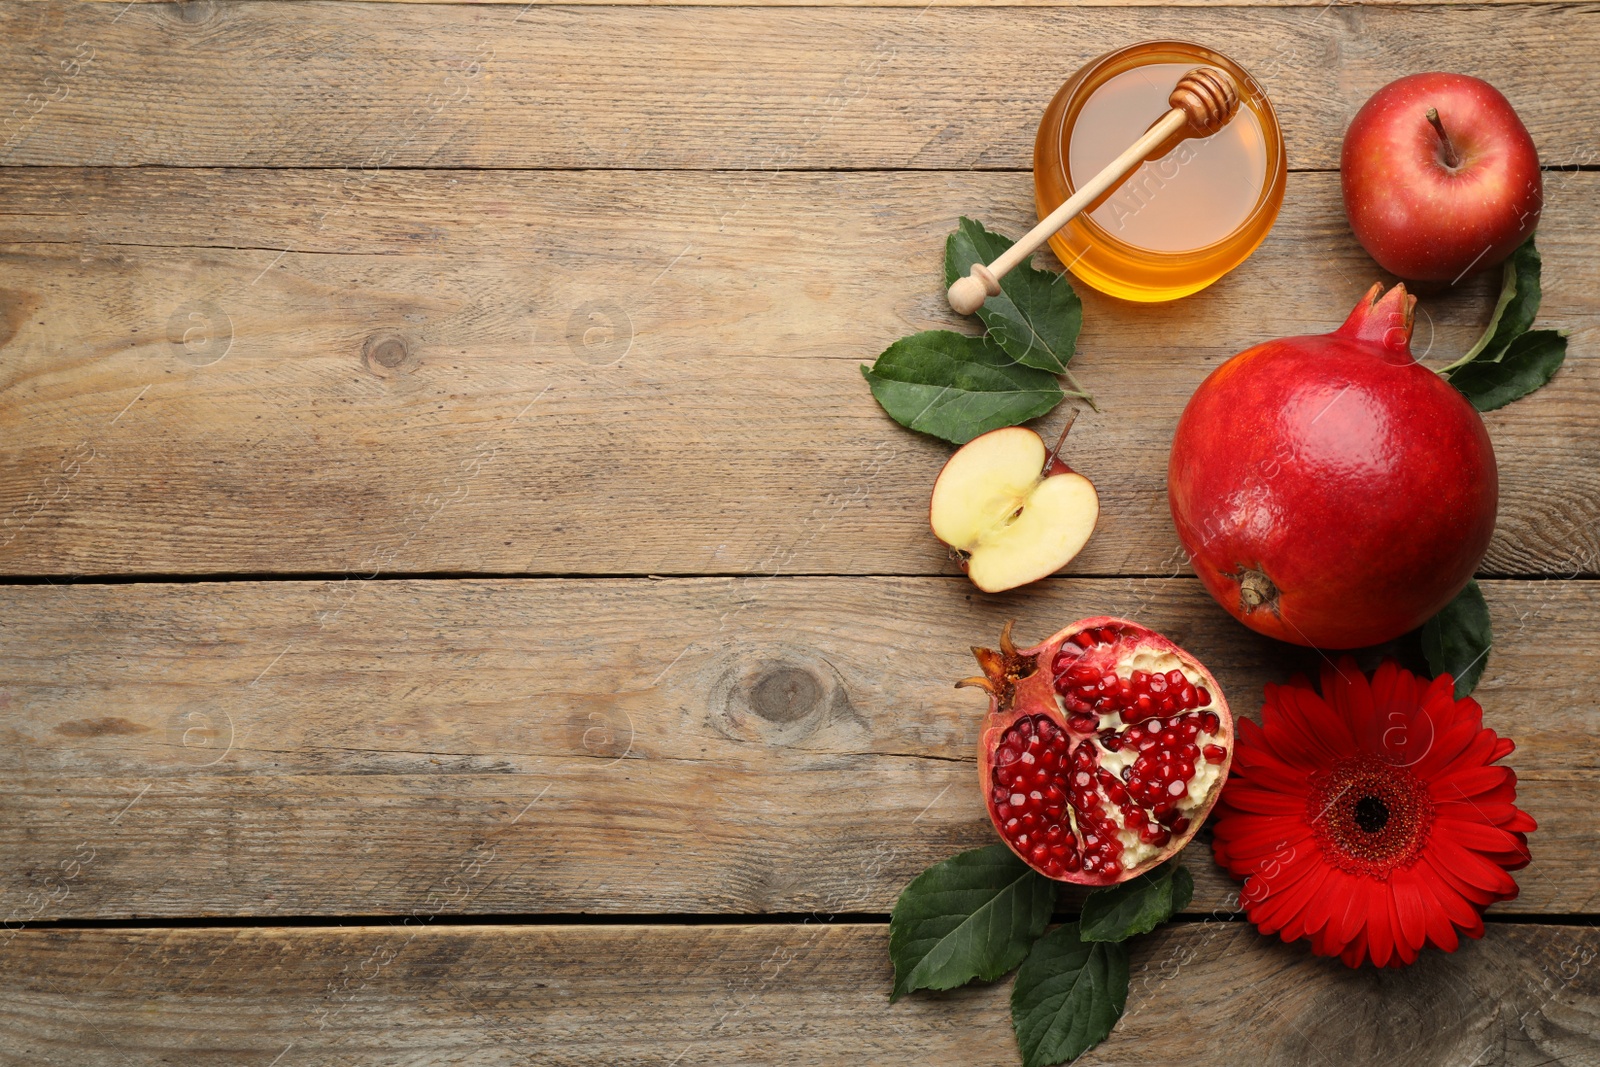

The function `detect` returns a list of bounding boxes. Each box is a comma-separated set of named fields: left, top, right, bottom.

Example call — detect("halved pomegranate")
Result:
left=959, top=617, right=1234, bottom=885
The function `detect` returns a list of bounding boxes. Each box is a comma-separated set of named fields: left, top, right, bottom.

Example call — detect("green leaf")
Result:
left=1450, top=329, right=1567, bottom=411
left=1011, top=922, right=1129, bottom=1067
left=1460, top=234, right=1542, bottom=365
left=944, top=217, right=1084, bottom=380
left=861, top=330, right=1064, bottom=445
left=1421, top=579, right=1493, bottom=698
left=888, top=844, right=1057, bottom=1002
left=1079, top=863, right=1193, bottom=943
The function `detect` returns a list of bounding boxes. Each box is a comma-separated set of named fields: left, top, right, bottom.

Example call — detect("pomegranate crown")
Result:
left=956, top=620, right=1034, bottom=711
left=1336, top=282, right=1417, bottom=354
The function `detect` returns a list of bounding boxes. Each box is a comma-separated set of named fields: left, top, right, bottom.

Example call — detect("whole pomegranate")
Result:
left=1169, top=283, right=1497, bottom=649
left=961, top=617, right=1233, bottom=885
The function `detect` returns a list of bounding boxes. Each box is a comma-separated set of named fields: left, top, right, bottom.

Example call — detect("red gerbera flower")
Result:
left=1211, top=658, right=1535, bottom=968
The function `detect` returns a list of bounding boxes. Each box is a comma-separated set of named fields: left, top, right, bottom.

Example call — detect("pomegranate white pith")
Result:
left=960, top=617, right=1234, bottom=885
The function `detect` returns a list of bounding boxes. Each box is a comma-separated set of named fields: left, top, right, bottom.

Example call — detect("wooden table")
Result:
left=2, top=1, right=1597, bottom=1063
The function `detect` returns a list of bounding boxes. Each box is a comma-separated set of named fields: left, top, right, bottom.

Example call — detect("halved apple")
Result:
left=929, top=426, right=1099, bottom=593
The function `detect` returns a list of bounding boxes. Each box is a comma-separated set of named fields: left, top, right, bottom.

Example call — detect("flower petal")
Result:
left=1260, top=686, right=1340, bottom=772
left=1428, top=835, right=1519, bottom=901
left=1388, top=865, right=1430, bottom=964
left=1332, top=874, right=1372, bottom=946
left=1434, top=817, right=1527, bottom=856
left=1221, top=782, right=1311, bottom=816
left=1430, top=765, right=1515, bottom=803
left=1407, top=865, right=1461, bottom=954
left=1339, top=928, right=1369, bottom=968
left=1364, top=879, right=1395, bottom=967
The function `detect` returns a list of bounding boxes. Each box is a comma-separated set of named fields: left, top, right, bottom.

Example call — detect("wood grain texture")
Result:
left=3, top=3, right=1599, bottom=170
left=4, top=921, right=1599, bottom=1065
left=2, top=576, right=1595, bottom=920
left=0, top=168, right=1595, bottom=577
left=66, top=0, right=1584, bottom=6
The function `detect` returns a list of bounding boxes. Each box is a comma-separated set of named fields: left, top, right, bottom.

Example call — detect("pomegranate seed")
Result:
left=1169, top=816, right=1190, bottom=835
left=1201, top=712, right=1221, bottom=734
left=1072, top=631, right=1096, bottom=649
left=1166, top=779, right=1187, bottom=798
left=1175, top=760, right=1194, bottom=780
left=1178, top=682, right=1197, bottom=707
left=1203, top=744, right=1227, bottom=763
left=1098, top=731, right=1123, bottom=752
left=1100, top=859, right=1121, bottom=877
left=1196, top=688, right=1211, bottom=706
left=1096, top=627, right=1119, bottom=644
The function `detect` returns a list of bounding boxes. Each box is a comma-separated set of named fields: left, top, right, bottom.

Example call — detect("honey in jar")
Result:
left=1035, top=42, right=1286, bottom=302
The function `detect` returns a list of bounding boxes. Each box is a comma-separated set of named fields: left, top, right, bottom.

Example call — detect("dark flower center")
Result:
left=1353, top=795, right=1390, bottom=833
left=1308, top=755, right=1432, bottom=878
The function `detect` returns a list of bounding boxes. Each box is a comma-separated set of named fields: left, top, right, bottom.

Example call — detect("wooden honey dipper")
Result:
left=947, top=66, right=1242, bottom=315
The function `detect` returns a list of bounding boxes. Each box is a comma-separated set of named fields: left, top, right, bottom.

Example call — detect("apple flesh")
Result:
left=929, top=427, right=1099, bottom=593
left=1341, top=72, right=1541, bottom=283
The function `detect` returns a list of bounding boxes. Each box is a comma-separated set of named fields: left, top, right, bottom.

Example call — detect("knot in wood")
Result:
left=363, top=332, right=416, bottom=377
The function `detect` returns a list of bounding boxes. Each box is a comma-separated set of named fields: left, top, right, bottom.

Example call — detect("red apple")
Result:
left=929, top=427, right=1098, bottom=593
left=1341, top=73, right=1541, bottom=283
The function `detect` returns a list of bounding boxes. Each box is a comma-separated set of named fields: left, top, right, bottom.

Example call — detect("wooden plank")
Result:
left=0, top=168, right=1595, bottom=577
left=3, top=576, right=1595, bottom=920
left=4, top=921, right=1598, bottom=1065
left=3, top=4, right=1598, bottom=169
left=64, top=0, right=1582, bottom=6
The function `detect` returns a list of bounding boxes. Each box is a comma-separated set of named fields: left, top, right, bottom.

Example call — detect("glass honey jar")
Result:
left=1034, top=41, right=1286, bottom=302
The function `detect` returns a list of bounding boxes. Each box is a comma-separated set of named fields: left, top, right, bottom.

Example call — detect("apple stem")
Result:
left=1046, top=409, right=1079, bottom=471
left=1425, top=107, right=1461, bottom=169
